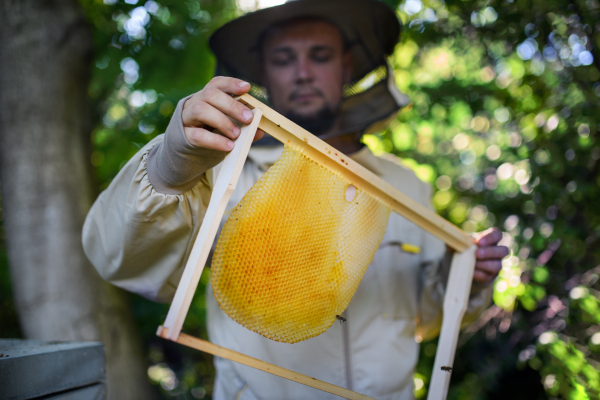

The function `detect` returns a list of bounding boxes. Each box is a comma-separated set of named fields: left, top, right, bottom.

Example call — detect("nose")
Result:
left=295, top=55, right=314, bottom=84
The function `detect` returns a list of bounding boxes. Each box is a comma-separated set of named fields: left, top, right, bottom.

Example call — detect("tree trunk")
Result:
left=0, top=1, right=155, bottom=399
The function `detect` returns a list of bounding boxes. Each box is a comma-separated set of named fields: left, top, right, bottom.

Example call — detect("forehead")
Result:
left=262, top=19, right=345, bottom=52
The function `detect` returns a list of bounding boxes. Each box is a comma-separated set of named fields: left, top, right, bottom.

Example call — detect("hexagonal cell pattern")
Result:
left=212, top=145, right=391, bottom=343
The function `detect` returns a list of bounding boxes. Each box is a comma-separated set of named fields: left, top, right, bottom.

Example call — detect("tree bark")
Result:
left=0, top=1, right=155, bottom=398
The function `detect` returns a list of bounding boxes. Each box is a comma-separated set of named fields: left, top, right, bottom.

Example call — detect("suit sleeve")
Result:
left=82, top=97, right=218, bottom=303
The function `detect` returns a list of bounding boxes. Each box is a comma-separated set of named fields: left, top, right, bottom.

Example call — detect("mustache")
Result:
left=288, top=87, right=325, bottom=101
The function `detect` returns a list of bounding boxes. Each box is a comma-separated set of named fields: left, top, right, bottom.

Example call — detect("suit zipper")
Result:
left=342, top=310, right=353, bottom=391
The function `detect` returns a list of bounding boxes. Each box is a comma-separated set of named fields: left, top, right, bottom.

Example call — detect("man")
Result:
left=83, top=0, right=508, bottom=398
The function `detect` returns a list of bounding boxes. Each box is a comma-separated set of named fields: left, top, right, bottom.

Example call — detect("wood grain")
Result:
left=161, top=109, right=263, bottom=340
left=428, top=245, right=477, bottom=400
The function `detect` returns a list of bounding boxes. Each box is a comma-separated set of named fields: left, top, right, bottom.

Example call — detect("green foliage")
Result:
left=529, top=330, right=600, bottom=399
left=2, top=0, right=599, bottom=399
left=78, top=0, right=238, bottom=189
left=369, top=0, right=600, bottom=398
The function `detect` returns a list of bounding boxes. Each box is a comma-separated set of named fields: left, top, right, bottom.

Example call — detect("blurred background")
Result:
left=0, top=0, right=599, bottom=399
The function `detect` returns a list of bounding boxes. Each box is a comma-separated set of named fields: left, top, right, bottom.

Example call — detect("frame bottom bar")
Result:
left=157, top=327, right=375, bottom=400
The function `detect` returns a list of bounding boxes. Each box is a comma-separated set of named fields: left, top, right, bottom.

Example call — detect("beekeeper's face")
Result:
left=260, top=18, right=352, bottom=135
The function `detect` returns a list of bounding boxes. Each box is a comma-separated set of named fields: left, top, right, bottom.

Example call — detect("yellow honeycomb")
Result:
left=211, top=145, right=391, bottom=343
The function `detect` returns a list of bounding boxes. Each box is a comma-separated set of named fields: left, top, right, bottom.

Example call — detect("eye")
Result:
left=268, top=52, right=294, bottom=67
left=312, top=49, right=333, bottom=63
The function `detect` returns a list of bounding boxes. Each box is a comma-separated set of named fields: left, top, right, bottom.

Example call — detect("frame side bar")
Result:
left=427, top=245, right=477, bottom=400
left=174, top=332, right=376, bottom=400
left=239, top=94, right=472, bottom=252
left=161, top=109, right=263, bottom=340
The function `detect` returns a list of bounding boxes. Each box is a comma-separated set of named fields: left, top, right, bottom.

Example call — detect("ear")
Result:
left=342, top=51, right=353, bottom=85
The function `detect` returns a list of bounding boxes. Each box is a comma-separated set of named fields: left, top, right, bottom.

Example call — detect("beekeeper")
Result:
left=83, top=0, right=509, bottom=398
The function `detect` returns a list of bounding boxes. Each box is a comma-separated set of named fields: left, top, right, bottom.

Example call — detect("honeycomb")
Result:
left=211, top=145, right=391, bottom=343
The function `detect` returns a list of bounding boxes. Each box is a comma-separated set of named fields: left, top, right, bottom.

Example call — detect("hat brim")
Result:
left=209, top=0, right=401, bottom=85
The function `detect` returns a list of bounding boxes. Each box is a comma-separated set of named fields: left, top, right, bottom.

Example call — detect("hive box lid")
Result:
left=0, top=339, right=105, bottom=400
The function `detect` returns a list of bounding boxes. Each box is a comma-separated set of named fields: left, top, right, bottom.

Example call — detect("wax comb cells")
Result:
left=211, top=146, right=391, bottom=344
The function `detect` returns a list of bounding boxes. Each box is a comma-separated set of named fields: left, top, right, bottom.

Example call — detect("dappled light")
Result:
left=361, top=0, right=600, bottom=398
left=1, top=0, right=598, bottom=399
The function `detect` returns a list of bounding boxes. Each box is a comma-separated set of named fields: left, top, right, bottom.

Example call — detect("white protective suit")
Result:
left=83, top=97, right=492, bottom=400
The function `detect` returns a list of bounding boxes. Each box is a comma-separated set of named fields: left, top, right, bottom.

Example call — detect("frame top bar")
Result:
left=238, top=94, right=473, bottom=252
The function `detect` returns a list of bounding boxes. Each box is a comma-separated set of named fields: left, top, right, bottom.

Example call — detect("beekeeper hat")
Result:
left=209, top=0, right=409, bottom=140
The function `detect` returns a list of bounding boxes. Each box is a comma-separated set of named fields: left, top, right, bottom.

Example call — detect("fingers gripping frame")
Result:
left=157, top=95, right=476, bottom=400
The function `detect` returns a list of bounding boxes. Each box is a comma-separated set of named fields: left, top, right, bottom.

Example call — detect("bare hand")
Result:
left=182, top=76, right=264, bottom=151
left=472, top=228, right=509, bottom=284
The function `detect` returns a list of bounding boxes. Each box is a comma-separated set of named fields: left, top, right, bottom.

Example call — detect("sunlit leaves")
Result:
left=79, top=0, right=239, bottom=187
left=379, top=0, right=600, bottom=399
left=532, top=334, right=600, bottom=398
left=394, top=39, right=420, bottom=68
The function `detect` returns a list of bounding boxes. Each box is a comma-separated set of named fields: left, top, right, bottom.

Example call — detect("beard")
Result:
left=284, top=106, right=338, bottom=136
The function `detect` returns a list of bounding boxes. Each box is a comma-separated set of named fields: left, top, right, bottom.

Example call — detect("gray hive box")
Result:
left=0, top=339, right=106, bottom=400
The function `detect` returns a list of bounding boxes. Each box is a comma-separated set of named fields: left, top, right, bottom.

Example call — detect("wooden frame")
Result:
left=157, top=94, right=477, bottom=400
